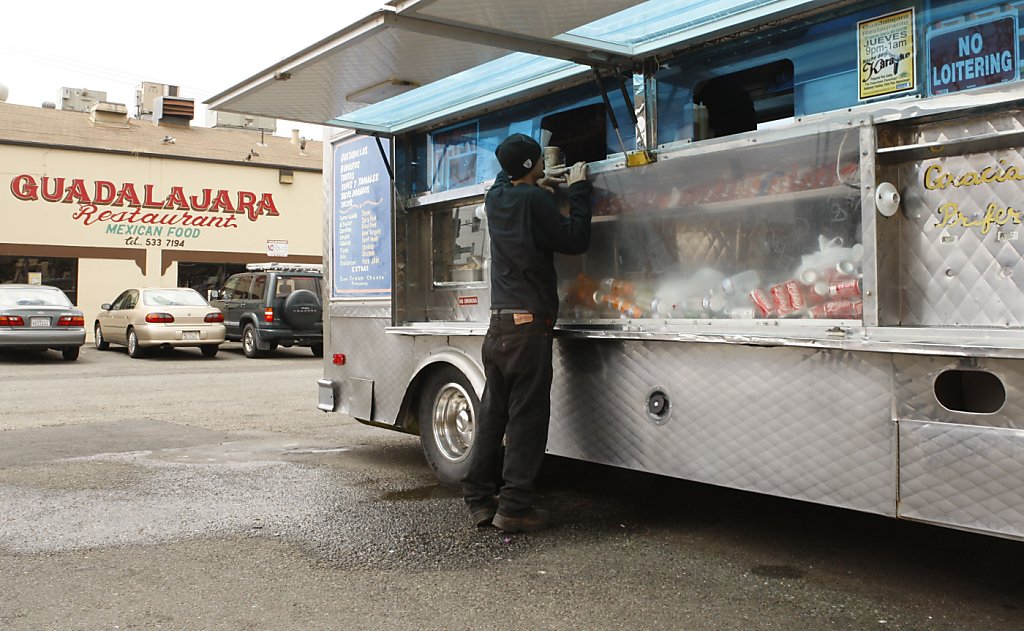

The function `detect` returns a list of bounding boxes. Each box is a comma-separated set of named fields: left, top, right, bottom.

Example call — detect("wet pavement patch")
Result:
left=750, top=564, right=806, bottom=579
left=379, top=484, right=460, bottom=502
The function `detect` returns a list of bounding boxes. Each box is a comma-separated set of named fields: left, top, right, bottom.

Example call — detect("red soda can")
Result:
left=770, top=283, right=794, bottom=315
left=749, top=287, right=774, bottom=317
left=828, top=278, right=862, bottom=299
left=812, top=300, right=863, bottom=319
left=785, top=280, right=806, bottom=311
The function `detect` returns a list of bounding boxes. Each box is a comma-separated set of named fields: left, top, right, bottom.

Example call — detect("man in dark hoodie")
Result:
left=462, top=133, right=592, bottom=533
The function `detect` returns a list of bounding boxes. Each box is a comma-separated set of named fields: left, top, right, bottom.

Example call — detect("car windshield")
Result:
left=0, top=286, right=73, bottom=307
left=142, top=288, right=209, bottom=307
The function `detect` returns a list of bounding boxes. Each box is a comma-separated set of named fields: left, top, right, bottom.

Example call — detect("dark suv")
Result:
left=209, top=264, right=323, bottom=358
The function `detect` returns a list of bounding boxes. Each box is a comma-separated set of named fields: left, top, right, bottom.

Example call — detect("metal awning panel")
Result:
left=330, top=52, right=589, bottom=134
left=207, top=1, right=644, bottom=127
left=396, top=0, right=645, bottom=41
left=206, top=10, right=517, bottom=126
left=208, top=0, right=841, bottom=134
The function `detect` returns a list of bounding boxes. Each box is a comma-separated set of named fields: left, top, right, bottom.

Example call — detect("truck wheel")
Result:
left=200, top=344, right=219, bottom=358
left=311, top=342, right=323, bottom=357
left=127, top=329, right=146, bottom=358
left=242, top=324, right=264, bottom=358
left=62, top=346, right=80, bottom=361
left=94, top=323, right=109, bottom=350
left=419, top=367, right=479, bottom=488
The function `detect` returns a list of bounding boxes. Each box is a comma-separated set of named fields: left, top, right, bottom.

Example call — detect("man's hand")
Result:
left=567, top=161, right=588, bottom=185
left=537, top=166, right=568, bottom=194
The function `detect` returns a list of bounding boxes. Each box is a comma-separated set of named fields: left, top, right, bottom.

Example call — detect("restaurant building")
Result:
left=0, top=97, right=322, bottom=337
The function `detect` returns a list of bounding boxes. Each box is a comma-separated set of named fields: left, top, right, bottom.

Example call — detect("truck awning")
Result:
left=206, top=0, right=834, bottom=135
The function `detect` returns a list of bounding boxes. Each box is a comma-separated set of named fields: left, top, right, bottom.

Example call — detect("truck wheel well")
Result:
left=398, top=363, right=454, bottom=436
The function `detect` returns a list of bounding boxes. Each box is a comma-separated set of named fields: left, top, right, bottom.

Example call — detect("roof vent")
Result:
left=60, top=87, right=107, bottom=113
left=90, top=101, right=129, bottom=126
left=153, top=96, right=194, bottom=127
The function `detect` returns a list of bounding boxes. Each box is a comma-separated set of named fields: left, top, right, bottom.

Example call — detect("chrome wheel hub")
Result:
left=431, top=382, right=474, bottom=462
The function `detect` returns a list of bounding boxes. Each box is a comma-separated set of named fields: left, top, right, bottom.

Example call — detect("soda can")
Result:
left=828, top=278, right=862, bottom=299
left=811, top=300, right=864, bottom=319
left=769, top=283, right=794, bottom=315
left=749, top=287, right=775, bottom=317
left=785, top=280, right=806, bottom=311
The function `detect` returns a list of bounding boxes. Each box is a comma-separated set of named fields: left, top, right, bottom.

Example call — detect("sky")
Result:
left=1, top=0, right=388, bottom=138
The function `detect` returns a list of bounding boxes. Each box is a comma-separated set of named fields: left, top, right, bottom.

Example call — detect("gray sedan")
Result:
left=0, top=284, right=86, bottom=361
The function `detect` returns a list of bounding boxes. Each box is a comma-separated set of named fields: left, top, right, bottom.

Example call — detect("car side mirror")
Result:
left=208, top=290, right=220, bottom=300
left=101, top=303, right=112, bottom=310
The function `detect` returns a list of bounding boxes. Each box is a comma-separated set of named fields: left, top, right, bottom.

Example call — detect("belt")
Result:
left=491, top=308, right=530, bottom=314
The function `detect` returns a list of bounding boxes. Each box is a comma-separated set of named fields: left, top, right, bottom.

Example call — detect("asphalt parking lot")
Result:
left=2, top=344, right=1024, bottom=630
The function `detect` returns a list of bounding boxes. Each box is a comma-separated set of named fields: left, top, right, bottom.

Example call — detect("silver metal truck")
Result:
left=211, top=0, right=1024, bottom=540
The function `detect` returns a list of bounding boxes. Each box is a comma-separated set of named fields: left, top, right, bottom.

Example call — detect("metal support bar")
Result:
left=592, top=68, right=629, bottom=159
left=375, top=136, right=394, bottom=182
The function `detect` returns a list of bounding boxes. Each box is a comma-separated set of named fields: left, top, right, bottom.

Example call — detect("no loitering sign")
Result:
left=928, top=15, right=1019, bottom=96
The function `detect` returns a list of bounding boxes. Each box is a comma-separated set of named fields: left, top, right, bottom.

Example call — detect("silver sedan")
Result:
left=94, top=287, right=226, bottom=358
left=0, top=284, right=86, bottom=361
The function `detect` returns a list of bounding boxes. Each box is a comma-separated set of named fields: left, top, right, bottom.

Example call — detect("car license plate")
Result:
left=30, top=317, right=50, bottom=327
left=182, top=331, right=200, bottom=340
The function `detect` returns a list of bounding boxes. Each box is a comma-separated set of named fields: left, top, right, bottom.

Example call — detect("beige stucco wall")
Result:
left=78, top=258, right=146, bottom=336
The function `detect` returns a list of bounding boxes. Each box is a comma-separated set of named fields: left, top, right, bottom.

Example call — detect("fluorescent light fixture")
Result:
left=347, top=79, right=419, bottom=104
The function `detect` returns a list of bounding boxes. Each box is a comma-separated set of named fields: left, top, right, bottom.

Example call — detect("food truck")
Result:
left=210, top=0, right=1024, bottom=539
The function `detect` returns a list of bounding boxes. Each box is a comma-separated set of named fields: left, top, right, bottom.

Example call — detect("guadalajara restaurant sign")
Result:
left=9, top=174, right=280, bottom=233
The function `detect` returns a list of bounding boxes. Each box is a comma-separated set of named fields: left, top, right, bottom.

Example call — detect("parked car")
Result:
left=208, top=263, right=323, bottom=358
left=0, top=284, right=86, bottom=361
left=94, top=287, right=225, bottom=358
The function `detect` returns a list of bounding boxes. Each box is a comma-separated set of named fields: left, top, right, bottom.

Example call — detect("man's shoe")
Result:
left=469, top=503, right=497, bottom=528
left=492, top=508, right=550, bottom=533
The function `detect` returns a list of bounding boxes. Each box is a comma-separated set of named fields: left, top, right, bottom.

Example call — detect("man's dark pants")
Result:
left=463, top=314, right=553, bottom=517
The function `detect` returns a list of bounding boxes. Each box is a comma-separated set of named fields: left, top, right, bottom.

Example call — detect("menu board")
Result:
left=332, top=135, right=392, bottom=299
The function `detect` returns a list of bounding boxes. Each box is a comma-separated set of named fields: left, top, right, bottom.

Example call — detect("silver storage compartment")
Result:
left=879, top=108, right=1024, bottom=327
left=401, top=198, right=490, bottom=323
left=894, top=354, right=1024, bottom=538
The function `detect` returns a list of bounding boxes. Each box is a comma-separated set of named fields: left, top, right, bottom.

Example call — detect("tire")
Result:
left=127, top=328, right=146, bottom=358
left=281, top=289, right=322, bottom=329
left=94, top=323, right=109, bottom=350
left=200, top=344, right=219, bottom=358
left=311, top=342, right=324, bottom=357
left=418, top=367, right=480, bottom=488
left=242, top=324, right=263, bottom=358
left=62, top=346, right=80, bottom=361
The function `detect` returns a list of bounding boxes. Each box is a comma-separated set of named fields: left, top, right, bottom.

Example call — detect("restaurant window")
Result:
left=0, top=256, right=79, bottom=305
left=178, top=262, right=247, bottom=299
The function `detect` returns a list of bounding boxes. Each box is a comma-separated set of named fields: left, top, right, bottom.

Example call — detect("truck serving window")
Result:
left=692, top=60, right=794, bottom=140
left=540, top=103, right=608, bottom=166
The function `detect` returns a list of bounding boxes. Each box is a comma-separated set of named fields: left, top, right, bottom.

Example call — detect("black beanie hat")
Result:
left=495, top=133, right=542, bottom=179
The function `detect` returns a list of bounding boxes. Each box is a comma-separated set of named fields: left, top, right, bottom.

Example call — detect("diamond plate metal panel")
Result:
left=900, top=420, right=1024, bottom=539
left=894, top=355, right=1024, bottom=430
left=548, top=340, right=896, bottom=514
left=895, top=113, right=1024, bottom=327
left=326, top=317, right=417, bottom=424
